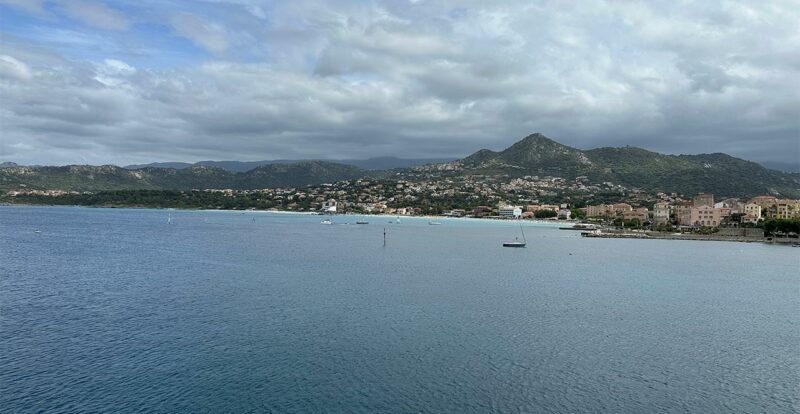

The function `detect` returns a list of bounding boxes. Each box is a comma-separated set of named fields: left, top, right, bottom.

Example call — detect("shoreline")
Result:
left=0, top=202, right=568, bottom=225
left=581, top=230, right=798, bottom=245
left=4, top=203, right=794, bottom=244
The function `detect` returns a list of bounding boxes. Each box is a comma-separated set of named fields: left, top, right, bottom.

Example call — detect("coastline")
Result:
left=581, top=230, right=798, bottom=245
left=0, top=202, right=567, bottom=225
left=4, top=203, right=794, bottom=244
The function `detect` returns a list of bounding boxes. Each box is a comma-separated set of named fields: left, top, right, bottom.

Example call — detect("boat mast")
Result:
left=519, top=221, right=526, bottom=243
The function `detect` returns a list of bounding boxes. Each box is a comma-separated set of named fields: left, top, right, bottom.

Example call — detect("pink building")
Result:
left=687, top=205, right=722, bottom=227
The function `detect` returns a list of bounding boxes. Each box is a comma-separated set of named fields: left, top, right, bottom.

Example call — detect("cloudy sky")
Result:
left=1, top=0, right=798, bottom=167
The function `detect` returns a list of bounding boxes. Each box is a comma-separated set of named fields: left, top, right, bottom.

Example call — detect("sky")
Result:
left=0, top=0, right=798, bottom=167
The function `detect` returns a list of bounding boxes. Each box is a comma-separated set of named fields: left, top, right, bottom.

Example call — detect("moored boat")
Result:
left=503, top=221, right=527, bottom=248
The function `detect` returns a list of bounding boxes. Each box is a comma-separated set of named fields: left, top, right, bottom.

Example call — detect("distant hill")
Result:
left=0, top=162, right=20, bottom=169
left=0, top=161, right=368, bottom=192
left=442, top=133, right=800, bottom=198
left=2, top=134, right=797, bottom=198
left=125, top=157, right=452, bottom=172
left=759, top=160, right=800, bottom=173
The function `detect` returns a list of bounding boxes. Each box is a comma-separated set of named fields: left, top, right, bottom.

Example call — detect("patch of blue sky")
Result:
left=0, top=3, right=211, bottom=69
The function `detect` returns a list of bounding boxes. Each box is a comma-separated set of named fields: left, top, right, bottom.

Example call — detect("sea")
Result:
left=1, top=206, right=798, bottom=413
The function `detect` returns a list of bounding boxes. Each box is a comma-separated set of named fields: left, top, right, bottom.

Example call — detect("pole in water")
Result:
left=383, top=227, right=386, bottom=247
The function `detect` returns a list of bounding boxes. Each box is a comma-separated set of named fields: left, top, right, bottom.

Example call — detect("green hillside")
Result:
left=0, top=161, right=367, bottom=192
left=451, top=133, right=800, bottom=198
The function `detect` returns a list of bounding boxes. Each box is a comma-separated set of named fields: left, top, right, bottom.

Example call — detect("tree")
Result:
left=761, top=218, right=800, bottom=236
left=534, top=209, right=557, bottom=218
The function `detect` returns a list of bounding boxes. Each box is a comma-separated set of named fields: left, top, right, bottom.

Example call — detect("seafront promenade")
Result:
left=581, top=230, right=797, bottom=245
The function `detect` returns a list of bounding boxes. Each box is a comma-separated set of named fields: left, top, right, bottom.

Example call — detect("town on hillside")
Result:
left=5, top=172, right=800, bottom=241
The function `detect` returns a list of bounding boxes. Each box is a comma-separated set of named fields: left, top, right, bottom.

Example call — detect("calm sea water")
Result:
left=1, top=206, right=798, bottom=413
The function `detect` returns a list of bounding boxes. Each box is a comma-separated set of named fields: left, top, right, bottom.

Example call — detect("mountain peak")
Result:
left=516, top=132, right=560, bottom=146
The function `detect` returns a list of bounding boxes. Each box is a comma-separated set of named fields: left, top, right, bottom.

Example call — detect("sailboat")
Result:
left=503, top=221, right=527, bottom=247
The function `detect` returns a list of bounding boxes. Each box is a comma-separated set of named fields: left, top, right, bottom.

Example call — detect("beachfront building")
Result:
left=557, top=209, right=572, bottom=220
left=610, top=203, right=634, bottom=214
left=653, top=202, right=671, bottom=225
left=774, top=199, right=800, bottom=219
left=743, top=203, right=762, bottom=220
left=694, top=193, right=714, bottom=207
left=527, top=204, right=559, bottom=213
left=621, top=208, right=649, bottom=223
left=585, top=203, right=632, bottom=218
left=498, top=204, right=523, bottom=218
left=585, top=204, right=607, bottom=217
left=687, top=205, right=722, bottom=227
left=322, top=199, right=338, bottom=213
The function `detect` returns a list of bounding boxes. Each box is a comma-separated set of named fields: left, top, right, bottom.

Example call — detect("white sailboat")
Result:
left=503, top=221, right=527, bottom=247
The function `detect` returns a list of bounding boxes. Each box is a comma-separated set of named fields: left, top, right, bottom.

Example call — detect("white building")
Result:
left=322, top=199, right=337, bottom=213
left=498, top=204, right=523, bottom=218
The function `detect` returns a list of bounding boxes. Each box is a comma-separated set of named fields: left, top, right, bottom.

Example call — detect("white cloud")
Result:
left=0, top=0, right=798, bottom=166
left=59, top=0, right=130, bottom=31
left=169, top=12, right=229, bottom=54
left=0, top=55, right=32, bottom=80
left=0, top=0, right=47, bottom=17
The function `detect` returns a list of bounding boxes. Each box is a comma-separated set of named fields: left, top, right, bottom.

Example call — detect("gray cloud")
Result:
left=0, top=0, right=798, bottom=167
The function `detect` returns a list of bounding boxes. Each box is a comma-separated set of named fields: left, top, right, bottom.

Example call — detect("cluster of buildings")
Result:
left=6, top=172, right=798, bottom=230
left=582, top=193, right=800, bottom=228
left=4, top=189, right=81, bottom=197
left=183, top=173, right=638, bottom=216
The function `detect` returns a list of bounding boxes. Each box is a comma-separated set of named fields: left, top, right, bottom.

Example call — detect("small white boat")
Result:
left=428, top=221, right=442, bottom=225
left=320, top=219, right=333, bottom=225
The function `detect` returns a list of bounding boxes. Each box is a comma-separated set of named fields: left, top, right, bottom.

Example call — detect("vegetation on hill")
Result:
left=2, top=133, right=797, bottom=198
left=0, top=161, right=367, bottom=192
left=452, top=133, right=800, bottom=198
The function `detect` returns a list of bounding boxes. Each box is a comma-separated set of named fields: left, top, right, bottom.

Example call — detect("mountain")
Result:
left=0, top=161, right=367, bottom=192
left=0, top=162, right=20, bottom=168
left=125, top=157, right=451, bottom=172
left=123, top=162, right=195, bottom=170
left=236, top=161, right=367, bottom=188
left=446, top=133, right=800, bottom=198
left=2, top=133, right=797, bottom=198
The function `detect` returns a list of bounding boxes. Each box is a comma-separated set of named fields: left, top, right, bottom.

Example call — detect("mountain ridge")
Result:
left=442, top=133, right=799, bottom=198
left=0, top=161, right=368, bottom=192
left=2, top=133, right=798, bottom=198
left=124, top=157, right=453, bottom=172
